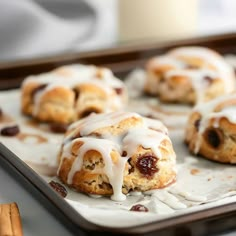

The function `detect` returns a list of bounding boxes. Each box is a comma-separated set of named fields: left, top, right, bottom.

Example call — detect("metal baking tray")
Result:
left=1, top=33, right=236, bottom=235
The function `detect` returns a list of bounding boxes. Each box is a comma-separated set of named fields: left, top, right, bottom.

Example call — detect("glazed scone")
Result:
left=21, top=64, right=127, bottom=124
left=57, top=111, right=176, bottom=201
left=185, top=93, right=236, bottom=164
left=145, top=47, right=235, bottom=104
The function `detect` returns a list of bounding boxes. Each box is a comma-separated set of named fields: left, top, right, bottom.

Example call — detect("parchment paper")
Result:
left=0, top=89, right=236, bottom=228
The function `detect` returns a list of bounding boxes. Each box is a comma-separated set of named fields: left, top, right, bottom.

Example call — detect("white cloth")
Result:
left=0, top=0, right=116, bottom=61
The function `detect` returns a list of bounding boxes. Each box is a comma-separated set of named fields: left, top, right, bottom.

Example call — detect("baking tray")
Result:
left=1, top=33, right=236, bottom=235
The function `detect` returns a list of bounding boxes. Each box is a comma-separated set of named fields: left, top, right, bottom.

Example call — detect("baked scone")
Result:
left=21, top=64, right=127, bottom=124
left=185, top=93, right=236, bottom=163
left=145, top=47, right=235, bottom=104
left=57, top=111, right=176, bottom=201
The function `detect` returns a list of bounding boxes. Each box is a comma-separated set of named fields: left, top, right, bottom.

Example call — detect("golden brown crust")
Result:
left=145, top=62, right=175, bottom=95
left=145, top=47, right=235, bottom=104
left=57, top=113, right=176, bottom=196
left=58, top=145, right=176, bottom=195
left=0, top=202, right=23, bottom=236
left=158, top=75, right=224, bottom=105
left=185, top=111, right=236, bottom=164
left=21, top=65, right=127, bottom=124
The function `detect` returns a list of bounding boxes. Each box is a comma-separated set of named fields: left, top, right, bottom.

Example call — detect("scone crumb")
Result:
left=190, top=168, right=200, bottom=175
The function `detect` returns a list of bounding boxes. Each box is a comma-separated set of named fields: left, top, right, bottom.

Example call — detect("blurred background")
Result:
left=0, top=0, right=235, bottom=62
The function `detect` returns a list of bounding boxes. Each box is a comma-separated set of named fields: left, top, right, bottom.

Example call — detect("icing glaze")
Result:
left=23, top=64, right=125, bottom=117
left=151, top=190, right=187, bottom=209
left=148, top=47, right=235, bottom=103
left=169, top=186, right=207, bottom=202
left=123, top=128, right=168, bottom=159
left=65, top=137, right=126, bottom=201
left=59, top=111, right=173, bottom=201
left=124, top=69, right=146, bottom=98
left=168, top=46, right=235, bottom=93
left=149, top=55, right=186, bottom=69
left=165, top=69, right=218, bottom=104
left=69, top=111, right=141, bottom=137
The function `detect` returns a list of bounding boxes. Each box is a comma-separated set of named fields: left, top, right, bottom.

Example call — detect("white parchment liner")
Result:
left=0, top=89, right=236, bottom=228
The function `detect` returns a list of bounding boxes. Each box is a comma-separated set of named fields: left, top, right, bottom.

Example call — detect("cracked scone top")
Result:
left=21, top=64, right=127, bottom=124
left=145, top=46, right=235, bottom=104
left=185, top=93, right=236, bottom=164
left=57, top=111, right=176, bottom=201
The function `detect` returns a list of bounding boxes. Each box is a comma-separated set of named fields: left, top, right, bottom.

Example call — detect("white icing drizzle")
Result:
left=32, top=82, right=71, bottom=116
left=123, top=128, right=168, bottom=159
left=194, top=93, right=236, bottom=114
left=88, top=194, right=102, bottom=199
left=225, top=54, right=236, bottom=68
left=192, top=94, right=236, bottom=154
left=147, top=196, right=175, bottom=214
left=149, top=55, right=186, bottom=69
left=168, top=46, right=235, bottom=93
left=169, top=187, right=207, bottom=202
left=128, top=191, right=143, bottom=196
left=148, top=47, right=235, bottom=104
left=142, top=189, right=186, bottom=211
left=56, top=65, right=124, bottom=88
left=59, top=111, right=172, bottom=201
left=143, top=117, right=168, bottom=134
left=165, top=69, right=218, bottom=104
left=23, top=64, right=125, bottom=116
left=151, top=190, right=187, bottom=209
left=213, top=106, right=236, bottom=124
left=57, top=141, right=74, bottom=175
left=66, top=137, right=127, bottom=201
left=74, top=111, right=141, bottom=137
left=124, top=69, right=146, bottom=98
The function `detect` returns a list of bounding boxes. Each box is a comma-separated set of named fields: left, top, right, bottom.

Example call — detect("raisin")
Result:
left=114, top=88, right=123, bottom=95
left=204, top=128, right=223, bottom=148
left=122, top=151, right=127, bottom=157
left=80, top=109, right=98, bottom=118
left=145, top=114, right=155, bottom=119
left=130, top=204, right=149, bottom=212
left=50, top=123, right=68, bottom=133
left=194, top=119, right=201, bottom=131
left=71, top=132, right=81, bottom=140
left=31, top=84, right=47, bottom=97
left=1, top=125, right=20, bottom=136
left=49, top=181, right=67, bottom=198
left=92, top=132, right=102, bottom=138
left=73, top=88, right=80, bottom=102
left=204, top=76, right=213, bottom=85
left=159, top=76, right=165, bottom=83
left=136, top=154, right=158, bottom=177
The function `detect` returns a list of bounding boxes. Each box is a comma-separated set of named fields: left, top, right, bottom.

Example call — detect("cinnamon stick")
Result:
left=0, top=202, right=23, bottom=236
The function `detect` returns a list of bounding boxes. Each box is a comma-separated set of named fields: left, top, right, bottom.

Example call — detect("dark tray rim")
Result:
left=1, top=32, right=236, bottom=91
left=0, top=32, right=235, bottom=69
